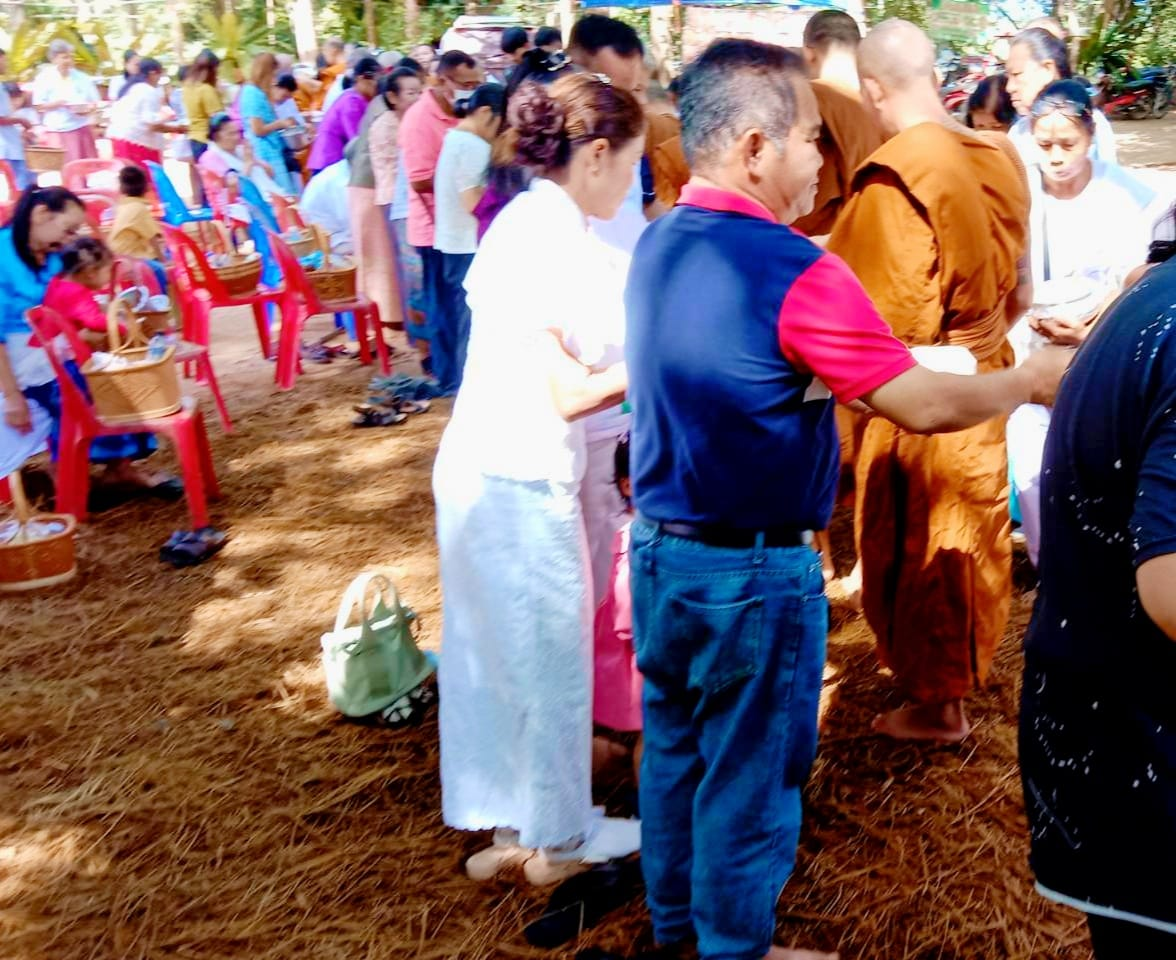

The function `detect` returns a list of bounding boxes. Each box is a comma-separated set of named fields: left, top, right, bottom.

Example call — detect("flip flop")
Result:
left=159, top=527, right=228, bottom=568
left=396, top=398, right=430, bottom=415
left=352, top=404, right=408, bottom=428
left=147, top=477, right=186, bottom=502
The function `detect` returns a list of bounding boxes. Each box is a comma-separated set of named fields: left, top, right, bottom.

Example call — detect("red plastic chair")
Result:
left=76, top=192, right=115, bottom=235
left=64, top=159, right=163, bottom=214
left=25, top=306, right=221, bottom=528
left=0, top=160, right=19, bottom=203
left=270, top=194, right=306, bottom=232
left=267, top=230, right=390, bottom=390
left=160, top=223, right=285, bottom=360
left=107, top=258, right=233, bottom=433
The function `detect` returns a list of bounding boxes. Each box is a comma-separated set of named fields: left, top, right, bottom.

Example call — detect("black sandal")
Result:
left=351, top=404, right=407, bottom=428
left=364, top=680, right=437, bottom=729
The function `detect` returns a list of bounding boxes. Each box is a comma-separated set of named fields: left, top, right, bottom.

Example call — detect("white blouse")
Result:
left=107, top=83, right=165, bottom=149
left=32, top=67, right=100, bottom=133
left=444, top=178, right=628, bottom=486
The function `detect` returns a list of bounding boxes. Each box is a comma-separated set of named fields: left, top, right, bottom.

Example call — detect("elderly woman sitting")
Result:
left=197, top=112, right=291, bottom=219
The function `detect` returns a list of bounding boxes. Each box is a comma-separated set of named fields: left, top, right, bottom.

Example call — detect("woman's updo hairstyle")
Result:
left=510, top=74, right=644, bottom=171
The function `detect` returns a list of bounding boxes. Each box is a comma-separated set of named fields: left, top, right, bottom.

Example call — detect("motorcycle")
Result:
left=1094, top=68, right=1172, bottom=120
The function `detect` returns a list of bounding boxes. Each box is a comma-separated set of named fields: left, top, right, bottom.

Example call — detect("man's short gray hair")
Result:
left=48, top=39, right=74, bottom=59
left=679, top=39, right=805, bottom=169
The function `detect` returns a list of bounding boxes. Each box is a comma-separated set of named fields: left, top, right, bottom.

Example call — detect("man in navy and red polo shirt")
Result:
left=623, top=40, right=1069, bottom=960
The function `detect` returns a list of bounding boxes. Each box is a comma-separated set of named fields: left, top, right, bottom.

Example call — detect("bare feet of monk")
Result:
left=872, top=699, right=971, bottom=743
left=765, top=947, right=840, bottom=960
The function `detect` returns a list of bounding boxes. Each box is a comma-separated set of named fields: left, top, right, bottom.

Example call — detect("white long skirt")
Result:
left=433, top=437, right=594, bottom=850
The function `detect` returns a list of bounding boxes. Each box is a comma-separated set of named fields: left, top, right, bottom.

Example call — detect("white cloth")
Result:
left=107, top=74, right=128, bottom=101
left=434, top=177, right=623, bottom=848
left=0, top=84, right=24, bottom=161
left=0, top=390, right=52, bottom=476
left=275, top=98, right=305, bottom=126
left=299, top=158, right=353, bottom=253
left=322, top=75, right=347, bottom=112
left=432, top=128, right=489, bottom=254
left=32, top=67, right=99, bottom=134
left=6, top=332, right=54, bottom=390
left=1008, top=402, right=1050, bottom=568
left=107, top=82, right=165, bottom=150
left=1009, top=110, right=1118, bottom=170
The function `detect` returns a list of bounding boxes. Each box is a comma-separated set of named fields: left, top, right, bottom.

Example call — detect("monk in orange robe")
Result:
left=795, top=10, right=883, bottom=238
left=827, top=20, right=1030, bottom=743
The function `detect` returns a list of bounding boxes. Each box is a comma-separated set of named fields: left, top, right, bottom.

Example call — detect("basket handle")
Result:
left=313, top=224, right=331, bottom=270
left=104, top=297, right=142, bottom=353
left=332, top=572, right=401, bottom=635
left=7, top=470, right=31, bottom=531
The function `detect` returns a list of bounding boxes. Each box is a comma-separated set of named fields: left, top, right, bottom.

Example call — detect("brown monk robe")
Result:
left=645, top=109, right=689, bottom=207
left=793, top=80, right=883, bottom=238
left=827, top=19, right=1029, bottom=742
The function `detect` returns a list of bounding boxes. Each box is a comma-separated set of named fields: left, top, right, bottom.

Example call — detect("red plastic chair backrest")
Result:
left=110, top=256, right=164, bottom=298
left=160, top=223, right=233, bottom=302
left=62, top=159, right=125, bottom=194
left=24, top=307, right=101, bottom=429
left=270, top=195, right=306, bottom=232
left=0, top=160, right=18, bottom=203
left=265, top=229, right=320, bottom=310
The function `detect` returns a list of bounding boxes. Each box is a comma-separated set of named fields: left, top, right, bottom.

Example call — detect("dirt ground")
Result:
left=0, top=306, right=1096, bottom=960
left=1113, top=113, right=1176, bottom=168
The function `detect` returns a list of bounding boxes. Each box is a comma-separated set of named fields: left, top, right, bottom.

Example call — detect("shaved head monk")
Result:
left=794, top=10, right=883, bottom=238
left=827, top=19, right=1031, bottom=743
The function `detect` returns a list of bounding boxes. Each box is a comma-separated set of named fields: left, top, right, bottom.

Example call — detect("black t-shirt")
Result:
left=1021, top=258, right=1176, bottom=927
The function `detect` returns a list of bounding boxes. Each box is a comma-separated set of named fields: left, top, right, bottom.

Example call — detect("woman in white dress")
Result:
left=433, top=74, right=645, bottom=885
left=1008, top=79, right=1157, bottom=565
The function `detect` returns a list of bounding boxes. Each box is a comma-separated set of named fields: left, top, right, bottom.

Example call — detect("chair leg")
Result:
left=194, top=412, right=221, bottom=500
left=368, top=303, right=390, bottom=375
left=353, top=307, right=372, bottom=366
left=171, top=422, right=211, bottom=529
left=275, top=296, right=305, bottom=391
left=197, top=353, right=233, bottom=434
left=251, top=301, right=272, bottom=360
left=56, top=425, right=92, bottom=522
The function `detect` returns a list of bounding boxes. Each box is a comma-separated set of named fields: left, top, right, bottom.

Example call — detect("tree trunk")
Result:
left=364, top=0, right=378, bottom=47
left=405, top=0, right=421, bottom=42
left=266, top=0, right=277, bottom=46
left=170, top=0, right=186, bottom=64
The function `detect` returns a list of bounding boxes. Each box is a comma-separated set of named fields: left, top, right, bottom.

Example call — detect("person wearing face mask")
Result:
left=307, top=55, right=380, bottom=179
left=621, top=37, right=1067, bottom=960
left=1004, top=27, right=1118, bottom=168
left=430, top=84, right=506, bottom=394
left=1005, top=80, right=1155, bottom=569
left=398, top=49, right=480, bottom=392
left=433, top=74, right=645, bottom=887
left=826, top=20, right=1032, bottom=745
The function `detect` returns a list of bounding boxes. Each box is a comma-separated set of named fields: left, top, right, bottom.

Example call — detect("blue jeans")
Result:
left=7, top=158, right=33, bottom=190
left=414, top=245, right=445, bottom=380
left=630, top=520, right=827, bottom=960
left=436, top=252, right=474, bottom=394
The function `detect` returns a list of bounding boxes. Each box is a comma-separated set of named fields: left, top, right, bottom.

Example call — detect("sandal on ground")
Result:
left=525, top=859, right=645, bottom=948
left=357, top=679, right=437, bottom=729
left=159, top=527, right=228, bottom=568
left=147, top=477, right=186, bottom=501
left=466, top=843, right=535, bottom=881
left=351, top=404, right=407, bottom=428
left=396, top=398, right=430, bottom=415
left=301, top=343, right=334, bottom=364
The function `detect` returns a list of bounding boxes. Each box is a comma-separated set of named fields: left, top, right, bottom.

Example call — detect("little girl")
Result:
left=33, top=237, right=172, bottom=490
left=592, top=435, right=642, bottom=779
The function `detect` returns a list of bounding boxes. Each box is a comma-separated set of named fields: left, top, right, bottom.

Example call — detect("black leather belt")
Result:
left=650, top=519, right=813, bottom=549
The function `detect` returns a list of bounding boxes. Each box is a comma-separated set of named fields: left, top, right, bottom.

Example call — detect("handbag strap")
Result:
left=332, top=572, right=403, bottom=635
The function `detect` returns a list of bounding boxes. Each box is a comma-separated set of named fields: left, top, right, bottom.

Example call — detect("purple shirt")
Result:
left=308, top=89, right=369, bottom=172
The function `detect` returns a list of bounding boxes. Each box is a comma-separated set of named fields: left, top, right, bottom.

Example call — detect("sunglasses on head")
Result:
left=1030, top=96, right=1092, bottom=121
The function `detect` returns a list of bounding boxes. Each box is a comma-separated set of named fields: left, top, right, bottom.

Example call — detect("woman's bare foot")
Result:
left=872, top=699, right=971, bottom=743
left=102, top=460, right=172, bottom=489
left=765, top=947, right=840, bottom=959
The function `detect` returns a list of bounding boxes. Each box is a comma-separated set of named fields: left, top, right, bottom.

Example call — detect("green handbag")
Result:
left=320, top=572, right=435, bottom=718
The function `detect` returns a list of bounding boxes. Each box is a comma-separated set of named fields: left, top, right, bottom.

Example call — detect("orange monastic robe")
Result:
left=826, top=122, right=1029, bottom=705
left=793, top=79, right=883, bottom=238
left=645, top=110, right=689, bottom=208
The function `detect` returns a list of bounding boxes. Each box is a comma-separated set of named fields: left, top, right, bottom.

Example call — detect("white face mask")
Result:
left=452, top=88, right=476, bottom=107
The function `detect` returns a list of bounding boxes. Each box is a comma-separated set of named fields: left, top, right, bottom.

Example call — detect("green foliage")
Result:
left=864, top=0, right=930, bottom=28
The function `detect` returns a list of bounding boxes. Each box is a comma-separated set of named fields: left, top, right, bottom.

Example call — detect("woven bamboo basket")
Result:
left=26, top=146, right=66, bottom=172
left=81, top=300, right=182, bottom=425
left=287, top=228, right=317, bottom=259
left=136, top=308, right=175, bottom=339
left=213, top=253, right=262, bottom=296
left=306, top=226, right=357, bottom=302
left=0, top=471, right=77, bottom=592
